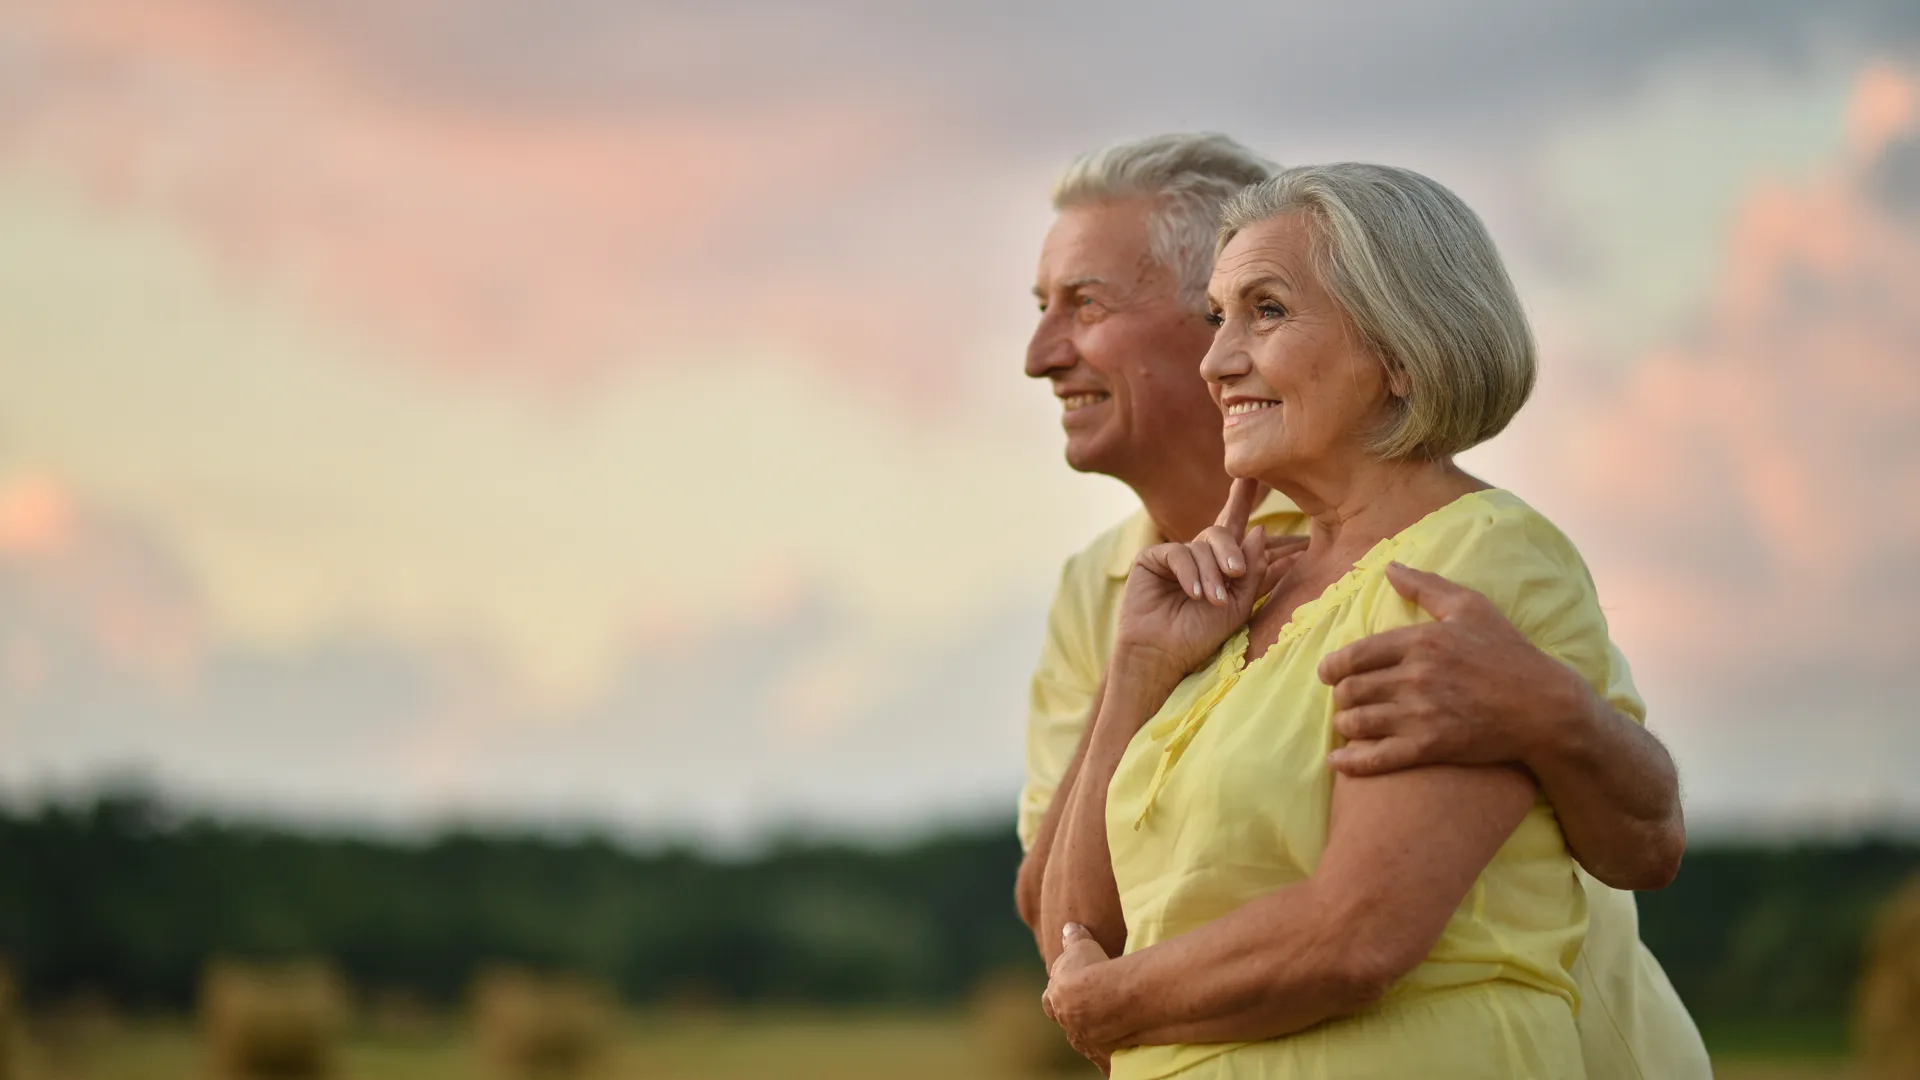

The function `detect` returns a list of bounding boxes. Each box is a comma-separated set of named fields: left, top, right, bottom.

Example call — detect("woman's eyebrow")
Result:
left=1235, top=272, right=1292, bottom=298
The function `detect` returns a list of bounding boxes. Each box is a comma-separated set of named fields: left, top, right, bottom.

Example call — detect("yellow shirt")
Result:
left=1020, top=489, right=1707, bottom=1080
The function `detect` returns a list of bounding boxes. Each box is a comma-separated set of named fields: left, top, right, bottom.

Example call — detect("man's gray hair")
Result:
left=1053, top=133, right=1276, bottom=311
left=1218, top=163, right=1537, bottom=460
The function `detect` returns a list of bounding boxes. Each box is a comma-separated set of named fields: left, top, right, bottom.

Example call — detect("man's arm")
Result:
left=1318, top=562, right=1684, bottom=891
left=1016, top=674, right=1105, bottom=942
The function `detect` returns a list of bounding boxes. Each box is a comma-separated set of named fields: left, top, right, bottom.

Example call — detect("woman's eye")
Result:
left=1257, top=302, right=1287, bottom=320
left=1203, top=312, right=1224, bottom=328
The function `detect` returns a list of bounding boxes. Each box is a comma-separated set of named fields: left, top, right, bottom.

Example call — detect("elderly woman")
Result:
left=1037, top=163, right=1639, bottom=1078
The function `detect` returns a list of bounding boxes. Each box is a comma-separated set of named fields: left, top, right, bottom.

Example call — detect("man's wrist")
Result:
left=1518, top=661, right=1605, bottom=777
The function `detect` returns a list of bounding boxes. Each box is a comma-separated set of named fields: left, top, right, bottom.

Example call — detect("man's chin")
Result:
left=1063, top=437, right=1121, bottom=478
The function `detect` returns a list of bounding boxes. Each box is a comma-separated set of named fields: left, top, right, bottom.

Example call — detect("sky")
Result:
left=0, top=0, right=1916, bottom=845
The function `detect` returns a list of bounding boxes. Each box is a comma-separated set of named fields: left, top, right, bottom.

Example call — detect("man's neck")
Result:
left=1128, top=459, right=1234, bottom=546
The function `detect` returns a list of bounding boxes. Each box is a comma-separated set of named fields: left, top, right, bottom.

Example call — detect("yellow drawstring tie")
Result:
left=1133, top=649, right=1243, bottom=830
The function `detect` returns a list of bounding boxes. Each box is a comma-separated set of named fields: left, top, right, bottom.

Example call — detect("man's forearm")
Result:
left=1526, top=679, right=1685, bottom=890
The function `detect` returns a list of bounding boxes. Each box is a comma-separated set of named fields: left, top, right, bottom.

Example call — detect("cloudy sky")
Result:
left=0, top=0, right=1916, bottom=844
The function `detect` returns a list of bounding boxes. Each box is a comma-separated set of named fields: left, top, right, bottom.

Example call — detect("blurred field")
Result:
left=4, top=1011, right=1858, bottom=1080
left=13, top=1011, right=1095, bottom=1080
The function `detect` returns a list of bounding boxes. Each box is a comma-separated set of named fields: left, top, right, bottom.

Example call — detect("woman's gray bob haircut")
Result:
left=1218, top=163, right=1537, bottom=459
left=1053, top=133, right=1276, bottom=311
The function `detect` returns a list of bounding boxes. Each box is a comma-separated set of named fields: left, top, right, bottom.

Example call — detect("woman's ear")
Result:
left=1383, top=358, right=1413, bottom=399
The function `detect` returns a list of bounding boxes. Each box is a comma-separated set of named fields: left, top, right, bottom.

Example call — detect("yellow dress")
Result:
left=1106, top=489, right=1619, bottom=1079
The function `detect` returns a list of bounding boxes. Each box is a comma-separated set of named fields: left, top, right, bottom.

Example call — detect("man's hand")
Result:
left=1318, top=562, right=1583, bottom=775
left=1043, top=923, right=1118, bottom=1075
left=1317, top=561, right=1686, bottom=890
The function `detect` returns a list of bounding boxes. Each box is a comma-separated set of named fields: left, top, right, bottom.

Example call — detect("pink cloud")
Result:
left=0, top=473, right=208, bottom=689
left=1552, top=66, right=1920, bottom=684
left=0, top=473, right=76, bottom=555
left=0, top=0, right=968, bottom=394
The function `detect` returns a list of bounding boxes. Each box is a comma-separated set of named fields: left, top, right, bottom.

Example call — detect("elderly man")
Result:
left=1012, top=134, right=1708, bottom=1079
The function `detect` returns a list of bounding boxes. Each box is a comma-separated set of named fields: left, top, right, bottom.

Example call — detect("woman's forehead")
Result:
left=1212, top=213, right=1317, bottom=293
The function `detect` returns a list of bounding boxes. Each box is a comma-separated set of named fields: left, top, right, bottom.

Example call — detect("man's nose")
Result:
left=1024, top=313, right=1076, bottom=380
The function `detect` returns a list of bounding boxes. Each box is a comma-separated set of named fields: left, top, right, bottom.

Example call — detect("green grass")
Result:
left=1698, top=1014, right=1854, bottom=1059
left=8, top=1011, right=1853, bottom=1080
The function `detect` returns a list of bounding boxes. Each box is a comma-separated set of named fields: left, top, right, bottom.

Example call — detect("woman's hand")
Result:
left=1043, top=923, right=1120, bottom=1075
left=1114, top=478, right=1302, bottom=679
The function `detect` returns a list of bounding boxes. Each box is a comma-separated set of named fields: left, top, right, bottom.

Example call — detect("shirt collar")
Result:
left=1102, top=489, right=1308, bottom=580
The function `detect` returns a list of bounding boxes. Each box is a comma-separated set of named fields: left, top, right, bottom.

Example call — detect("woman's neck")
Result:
left=1273, top=454, right=1483, bottom=558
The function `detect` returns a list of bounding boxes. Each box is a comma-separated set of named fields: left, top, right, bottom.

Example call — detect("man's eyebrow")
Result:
left=1034, top=275, right=1108, bottom=300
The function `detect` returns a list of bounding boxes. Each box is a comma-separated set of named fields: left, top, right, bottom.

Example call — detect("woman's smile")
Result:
left=1222, top=398, right=1280, bottom=428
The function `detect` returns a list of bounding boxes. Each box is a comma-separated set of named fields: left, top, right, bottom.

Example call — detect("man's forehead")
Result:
left=1036, top=204, right=1159, bottom=291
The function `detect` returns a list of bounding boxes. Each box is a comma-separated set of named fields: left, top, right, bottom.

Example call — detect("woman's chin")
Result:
left=1223, top=446, right=1285, bottom=482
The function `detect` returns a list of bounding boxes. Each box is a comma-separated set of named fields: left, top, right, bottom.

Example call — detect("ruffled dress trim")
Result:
left=1131, top=490, right=1495, bottom=828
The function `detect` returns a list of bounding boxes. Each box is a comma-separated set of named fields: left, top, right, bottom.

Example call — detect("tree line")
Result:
left=1, top=790, right=1914, bottom=1031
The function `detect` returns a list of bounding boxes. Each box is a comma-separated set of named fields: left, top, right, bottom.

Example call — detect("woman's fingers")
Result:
left=1214, top=477, right=1266, bottom=535
left=1189, top=541, right=1230, bottom=605
left=1161, top=544, right=1204, bottom=600
left=1251, top=526, right=1297, bottom=591
left=1199, top=525, right=1247, bottom=578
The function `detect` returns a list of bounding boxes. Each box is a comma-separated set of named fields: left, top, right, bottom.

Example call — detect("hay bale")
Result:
left=0, top=959, right=15, bottom=1080
left=201, top=959, right=348, bottom=1080
left=1859, top=874, right=1920, bottom=1080
left=969, top=968, right=1092, bottom=1078
left=470, top=966, right=617, bottom=1079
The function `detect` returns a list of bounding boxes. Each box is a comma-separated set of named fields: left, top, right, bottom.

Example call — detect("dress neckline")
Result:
left=1231, top=487, right=1504, bottom=672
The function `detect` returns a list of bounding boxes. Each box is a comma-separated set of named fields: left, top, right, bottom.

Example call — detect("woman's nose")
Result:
left=1199, top=334, right=1247, bottom=385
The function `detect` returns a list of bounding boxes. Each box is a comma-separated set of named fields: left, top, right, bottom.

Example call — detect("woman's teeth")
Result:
left=1226, top=401, right=1278, bottom=416
left=1062, top=393, right=1110, bottom=410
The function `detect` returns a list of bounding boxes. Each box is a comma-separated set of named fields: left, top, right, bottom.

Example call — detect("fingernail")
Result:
left=1191, top=584, right=1202, bottom=597
left=1214, top=586, right=1228, bottom=602
left=1228, top=558, right=1242, bottom=572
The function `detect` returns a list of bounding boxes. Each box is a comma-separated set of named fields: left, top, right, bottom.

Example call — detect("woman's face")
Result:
left=1200, top=212, right=1406, bottom=484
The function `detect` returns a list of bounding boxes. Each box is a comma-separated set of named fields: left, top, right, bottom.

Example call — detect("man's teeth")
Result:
left=1062, top=393, right=1110, bottom=409
left=1226, top=401, right=1279, bottom=416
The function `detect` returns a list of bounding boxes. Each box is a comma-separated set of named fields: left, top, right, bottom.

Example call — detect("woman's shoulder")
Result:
left=1395, top=488, right=1590, bottom=579
left=1363, top=488, right=1605, bottom=641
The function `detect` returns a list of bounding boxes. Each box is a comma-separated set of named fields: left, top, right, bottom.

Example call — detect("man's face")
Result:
left=1025, top=199, right=1221, bottom=480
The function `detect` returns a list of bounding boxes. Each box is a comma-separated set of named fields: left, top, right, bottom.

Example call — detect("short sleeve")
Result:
left=1017, top=554, right=1105, bottom=851
left=1359, top=498, right=1625, bottom=707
